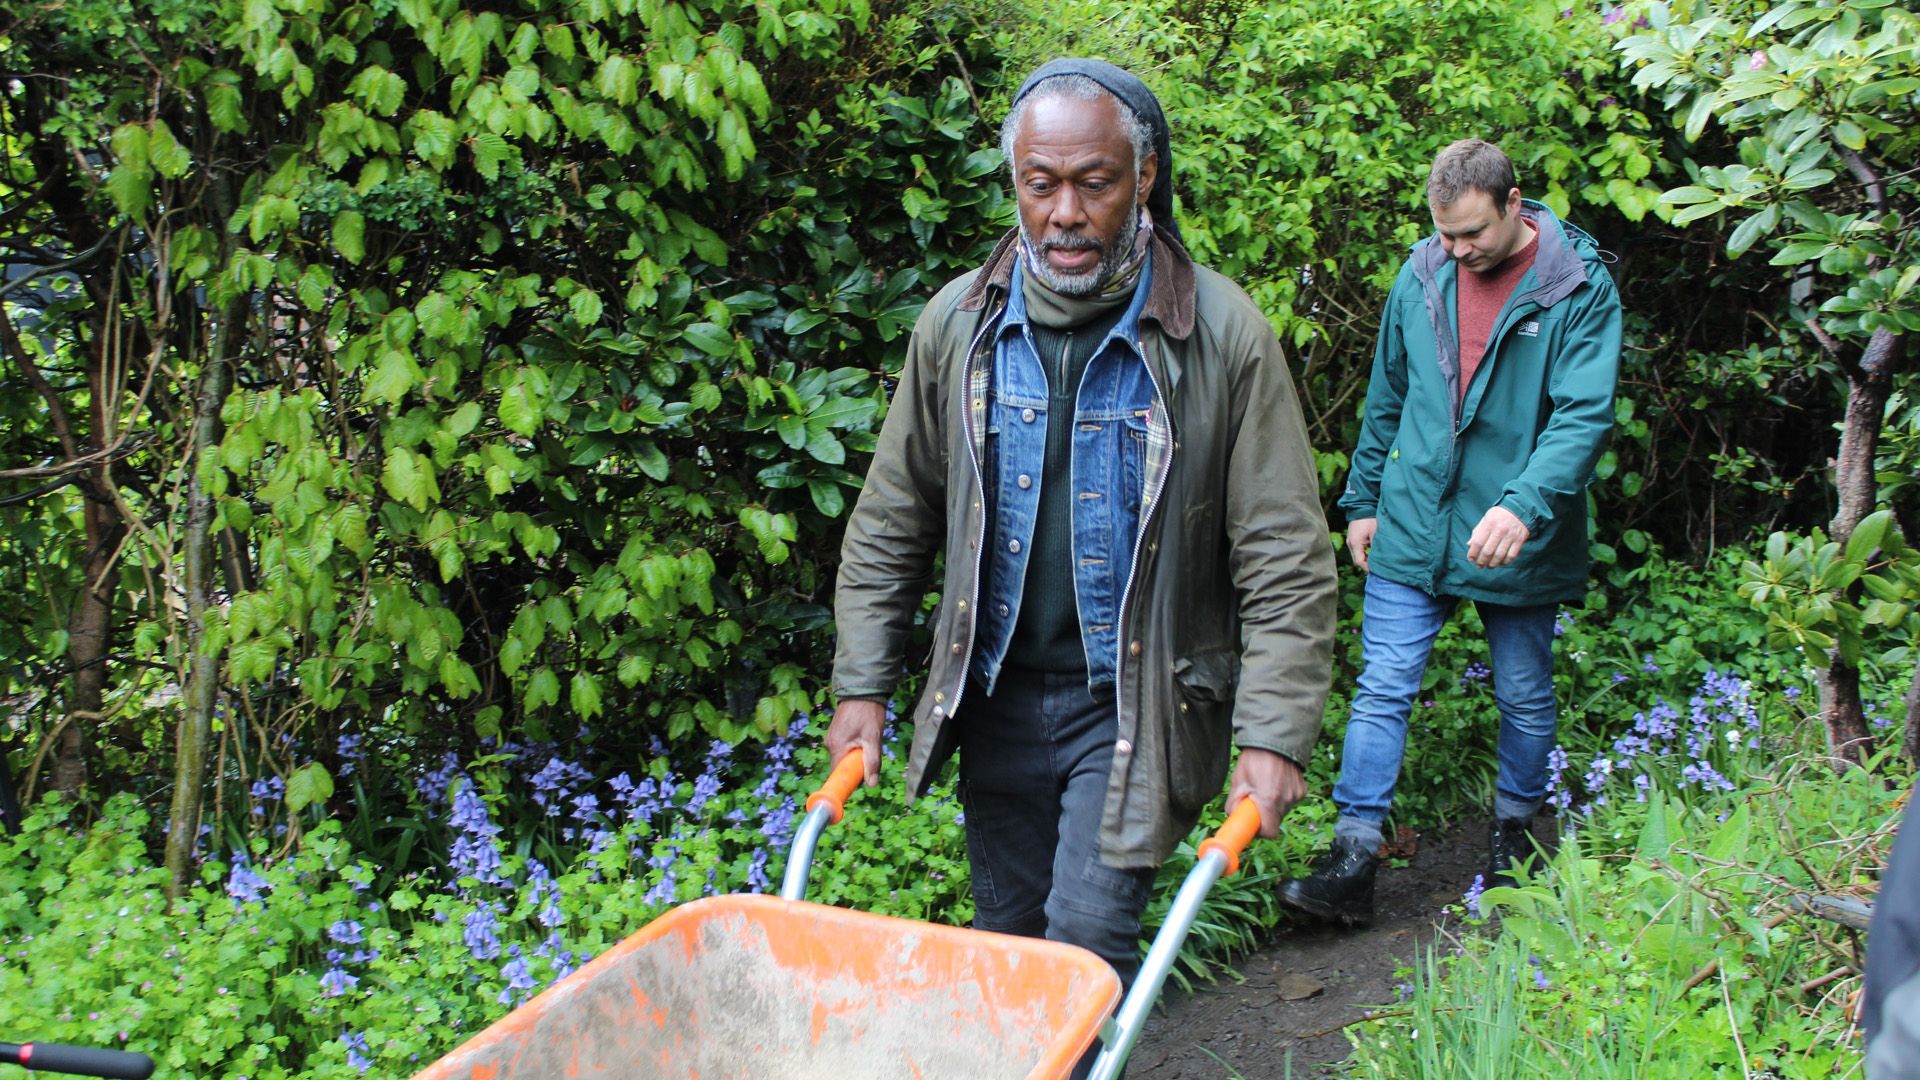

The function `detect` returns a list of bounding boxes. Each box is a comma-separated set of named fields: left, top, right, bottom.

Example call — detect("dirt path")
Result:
left=1128, top=820, right=1490, bottom=1079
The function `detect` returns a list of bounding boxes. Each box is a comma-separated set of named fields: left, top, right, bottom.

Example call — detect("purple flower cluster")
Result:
left=1460, top=662, right=1492, bottom=689
left=249, top=776, right=285, bottom=817
left=498, top=946, right=538, bottom=1006
left=1463, top=874, right=1486, bottom=917
left=609, top=770, right=674, bottom=824
left=319, top=918, right=379, bottom=999
left=416, top=752, right=462, bottom=805
left=341, top=1031, right=373, bottom=1073
left=463, top=902, right=503, bottom=961
left=226, top=855, right=271, bottom=905
left=337, top=731, right=365, bottom=777
left=1551, top=670, right=1763, bottom=816
left=449, top=782, right=508, bottom=887
left=529, top=758, right=593, bottom=816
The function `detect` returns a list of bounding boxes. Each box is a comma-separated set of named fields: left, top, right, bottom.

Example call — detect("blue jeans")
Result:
left=1332, top=574, right=1558, bottom=849
left=955, top=667, right=1157, bottom=989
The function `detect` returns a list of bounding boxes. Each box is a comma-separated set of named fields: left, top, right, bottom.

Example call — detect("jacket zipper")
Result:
left=1112, top=336, right=1173, bottom=735
left=942, top=309, right=1002, bottom=725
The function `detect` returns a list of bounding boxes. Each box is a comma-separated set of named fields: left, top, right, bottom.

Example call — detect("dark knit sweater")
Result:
left=1006, top=283, right=1132, bottom=675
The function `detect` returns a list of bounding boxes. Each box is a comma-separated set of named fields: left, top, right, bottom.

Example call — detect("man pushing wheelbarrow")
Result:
left=419, top=56, right=1336, bottom=1080
left=824, top=56, right=1338, bottom=1077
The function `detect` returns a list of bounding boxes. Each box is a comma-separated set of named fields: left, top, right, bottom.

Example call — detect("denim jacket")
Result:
left=971, top=259, right=1158, bottom=692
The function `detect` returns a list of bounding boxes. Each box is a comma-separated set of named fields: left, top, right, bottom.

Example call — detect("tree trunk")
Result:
left=163, top=304, right=240, bottom=898
left=56, top=464, right=125, bottom=799
left=1818, top=339, right=1897, bottom=768
left=1830, top=334, right=1897, bottom=540
left=1818, top=659, right=1875, bottom=769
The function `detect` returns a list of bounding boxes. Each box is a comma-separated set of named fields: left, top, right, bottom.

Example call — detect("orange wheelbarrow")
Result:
left=415, top=750, right=1263, bottom=1080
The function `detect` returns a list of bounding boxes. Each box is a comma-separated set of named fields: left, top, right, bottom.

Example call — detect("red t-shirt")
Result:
left=1456, top=225, right=1539, bottom=404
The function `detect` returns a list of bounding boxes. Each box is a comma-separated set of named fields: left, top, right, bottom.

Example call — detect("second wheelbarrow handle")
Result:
left=781, top=749, right=866, bottom=901
left=1088, top=797, right=1266, bottom=1080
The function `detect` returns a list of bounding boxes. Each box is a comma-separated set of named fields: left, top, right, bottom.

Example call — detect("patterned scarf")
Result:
left=1021, top=206, right=1155, bottom=303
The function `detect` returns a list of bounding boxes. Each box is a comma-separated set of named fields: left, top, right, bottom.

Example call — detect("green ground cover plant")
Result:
left=1342, top=653, right=1907, bottom=1078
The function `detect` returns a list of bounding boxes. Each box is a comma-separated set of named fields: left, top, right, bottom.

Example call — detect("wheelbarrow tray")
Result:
left=415, top=893, right=1122, bottom=1080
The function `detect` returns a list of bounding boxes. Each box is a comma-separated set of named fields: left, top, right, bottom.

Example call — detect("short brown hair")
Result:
left=1427, top=139, right=1517, bottom=213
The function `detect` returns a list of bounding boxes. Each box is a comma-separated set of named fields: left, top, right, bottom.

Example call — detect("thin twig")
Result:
left=1720, top=966, right=1753, bottom=1080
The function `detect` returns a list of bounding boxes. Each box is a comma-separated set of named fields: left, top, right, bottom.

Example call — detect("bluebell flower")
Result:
left=498, top=947, right=538, bottom=1006
left=464, top=903, right=503, bottom=961
left=687, top=772, right=722, bottom=816
left=337, top=731, right=365, bottom=778
left=328, top=919, right=366, bottom=945
left=1528, top=954, right=1552, bottom=989
left=1463, top=875, right=1486, bottom=917
left=1583, top=755, right=1614, bottom=792
left=643, top=869, right=678, bottom=907
left=227, top=856, right=271, bottom=905
left=1460, top=662, right=1491, bottom=688
left=1610, top=671, right=1629, bottom=685
left=529, top=758, right=592, bottom=815
left=449, top=781, right=508, bottom=887
left=1641, top=654, right=1660, bottom=674
left=342, top=1031, right=373, bottom=1074
left=416, top=752, right=462, bottom=806
left=320, top=951, right=359, bottom=997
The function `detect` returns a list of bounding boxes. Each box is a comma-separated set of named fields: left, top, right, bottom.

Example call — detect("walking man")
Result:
left=826, top=58, right=1336, bottom=995
left=1278, top=139, right=1621, bottom=924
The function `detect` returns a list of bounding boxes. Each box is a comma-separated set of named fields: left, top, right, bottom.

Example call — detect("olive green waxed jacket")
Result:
left=831, top=228, right=1337, bottom=868
left=1339, top=203, right=1622, bottom=606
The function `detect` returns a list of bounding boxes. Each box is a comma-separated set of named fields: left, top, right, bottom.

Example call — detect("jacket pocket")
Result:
left=1122, top=413, right=1148, bottom=512
left=1167, top=648, right=1238, bottom=813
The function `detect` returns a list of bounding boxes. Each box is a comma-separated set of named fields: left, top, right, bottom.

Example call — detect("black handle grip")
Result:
left=2, top=1042, right=155, bottom=1079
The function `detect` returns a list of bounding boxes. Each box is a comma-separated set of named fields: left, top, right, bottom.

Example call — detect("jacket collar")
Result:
left=1411, top=200, right=1595, bottom=308
left=959, top=225, right=1197, bottom=340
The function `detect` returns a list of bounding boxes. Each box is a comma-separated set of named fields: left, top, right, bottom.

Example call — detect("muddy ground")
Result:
left=1129, top=819, right=1494, bottom=1079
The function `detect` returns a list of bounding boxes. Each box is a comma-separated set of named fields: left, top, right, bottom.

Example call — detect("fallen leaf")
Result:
left=1276, top=973, right=1325, bottom=1001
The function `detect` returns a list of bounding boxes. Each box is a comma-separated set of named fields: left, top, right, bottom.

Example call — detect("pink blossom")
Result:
left=1749, top=50, right=1768, bottom=70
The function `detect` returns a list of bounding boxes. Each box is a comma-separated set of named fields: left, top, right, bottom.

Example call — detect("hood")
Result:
left=1411, top=199, right=1602, bottom=307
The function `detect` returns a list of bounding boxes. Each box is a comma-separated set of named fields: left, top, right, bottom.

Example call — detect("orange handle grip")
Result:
left=805, top=748, right=866, bottom=825
left=1197, top=798, right=1264, bottom=877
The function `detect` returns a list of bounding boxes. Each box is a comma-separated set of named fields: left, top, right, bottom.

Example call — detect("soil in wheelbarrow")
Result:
left=1129, top=817, right=1497, bottom=1079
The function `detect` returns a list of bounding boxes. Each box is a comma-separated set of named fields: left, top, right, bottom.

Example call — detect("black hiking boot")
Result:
left=1487, top=816, right=1539, bottom=888
left=1277, top=836, right=1379, bottom=926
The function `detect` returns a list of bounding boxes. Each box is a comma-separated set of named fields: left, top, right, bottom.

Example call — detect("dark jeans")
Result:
left=955, top=666, right=1157, bottom=990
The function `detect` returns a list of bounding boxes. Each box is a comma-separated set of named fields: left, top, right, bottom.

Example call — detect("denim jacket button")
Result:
left=951, top=643, right=964, bottom=655
left=1008, top=539, right=1021, bottom=553
left=1128, top=640, right=1143, bottom=657
left=1021, top=408, right=1036, bottom=423
left=1115, top=739, right=1133, bottom=754
left=997, top=602, right=1010, bottom=616
left=1017, top=474, right=1032, bottom=489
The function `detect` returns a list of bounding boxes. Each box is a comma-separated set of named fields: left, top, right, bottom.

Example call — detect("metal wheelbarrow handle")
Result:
left=785, top=748, right=1265, bottom=1079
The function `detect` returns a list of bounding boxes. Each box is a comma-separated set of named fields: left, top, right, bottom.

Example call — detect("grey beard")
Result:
left=1020, top=219, right=1137, bottom=297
